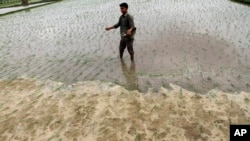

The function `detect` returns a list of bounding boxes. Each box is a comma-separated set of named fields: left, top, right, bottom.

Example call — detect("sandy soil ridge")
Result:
left=0, top=78, right=249, bottom=141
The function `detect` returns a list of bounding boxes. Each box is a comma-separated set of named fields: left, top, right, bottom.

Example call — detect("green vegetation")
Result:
left=232, top=0, right=250, bottom=4
left=239, top=0, right=250, bottom=2
left=244, top=98, right=250, bottom=103
left=0, top=0, right=61, bottom=8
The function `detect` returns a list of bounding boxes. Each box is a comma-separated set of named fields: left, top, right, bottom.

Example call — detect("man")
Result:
left=105, top=2, right=136, bottom=61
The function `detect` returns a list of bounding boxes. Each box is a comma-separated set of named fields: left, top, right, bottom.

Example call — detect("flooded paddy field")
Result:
left=0, top=0, right=249, bottom=93
left=0, top=0, right=250, bottom=140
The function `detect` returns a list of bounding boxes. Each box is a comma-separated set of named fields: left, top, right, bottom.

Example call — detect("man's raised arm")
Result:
left=105, top=19, right=120, bottom=31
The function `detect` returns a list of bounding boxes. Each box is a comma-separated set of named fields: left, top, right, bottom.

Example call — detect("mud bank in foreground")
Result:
left=0, top=78, right=249, bottom=141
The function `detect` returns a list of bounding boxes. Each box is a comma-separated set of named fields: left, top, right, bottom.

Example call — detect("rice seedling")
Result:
left=135, top=133, right=141, bottom=141
left=195, top=93, right=202, bottom=99
left=207, top=77, right=212, bottom=81
left=244, top=98, right=250, bottom=103
left=180, top=88, right=183, bottom=96
left=246, top=83, right=250, bottom=88
left=152, top=131, right=157, bottom=141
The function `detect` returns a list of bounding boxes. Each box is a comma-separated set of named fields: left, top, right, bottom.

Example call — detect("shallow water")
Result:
left=0, top=0, right=249, bottom=93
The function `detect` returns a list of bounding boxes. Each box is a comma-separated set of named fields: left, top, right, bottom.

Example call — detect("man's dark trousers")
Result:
left=119, top=38, right=134, bottom=60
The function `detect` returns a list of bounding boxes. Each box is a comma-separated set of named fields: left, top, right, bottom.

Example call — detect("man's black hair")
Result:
left=120, top=2, right=128, bottom=9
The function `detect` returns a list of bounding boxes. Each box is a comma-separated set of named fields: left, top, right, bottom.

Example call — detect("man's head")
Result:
left=120, top=3, right=128, bottom=14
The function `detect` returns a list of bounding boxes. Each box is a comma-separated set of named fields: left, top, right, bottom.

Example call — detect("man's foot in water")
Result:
left=130, top=54, right=134, bottom=61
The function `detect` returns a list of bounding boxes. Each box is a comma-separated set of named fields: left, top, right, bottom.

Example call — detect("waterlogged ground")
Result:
left=0, top=0, right=249, bottom=93
left=0, top=0, right=250, bottom=140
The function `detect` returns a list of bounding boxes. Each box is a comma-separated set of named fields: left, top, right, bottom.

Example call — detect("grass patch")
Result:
left=230, top=0, right=250, bottom=6
left=0, top=0, right=62, bottom=9
left=0, top=0, right=40, bottom=8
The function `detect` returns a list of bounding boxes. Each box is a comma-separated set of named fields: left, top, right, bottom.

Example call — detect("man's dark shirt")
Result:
left=114, top=13, right=135, bottom=39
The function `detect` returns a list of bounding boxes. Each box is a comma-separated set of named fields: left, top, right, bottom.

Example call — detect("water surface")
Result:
left=0, top=0, right=249, bottom=93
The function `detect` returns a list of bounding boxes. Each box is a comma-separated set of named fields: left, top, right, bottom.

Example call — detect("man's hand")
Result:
left=105, top=27, right=114, bottom=31
left=105, top=27, right=110, bottom=31
left=127, top=30, right=132, bottom=36
left=127, top=28, right=133, bottom=35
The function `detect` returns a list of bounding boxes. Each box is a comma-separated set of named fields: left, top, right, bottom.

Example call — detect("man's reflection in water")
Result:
left=120, top=59, right=139, bottom=91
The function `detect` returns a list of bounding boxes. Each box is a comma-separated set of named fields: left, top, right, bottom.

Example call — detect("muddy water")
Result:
left=0, top=0, right=249, bottom=93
